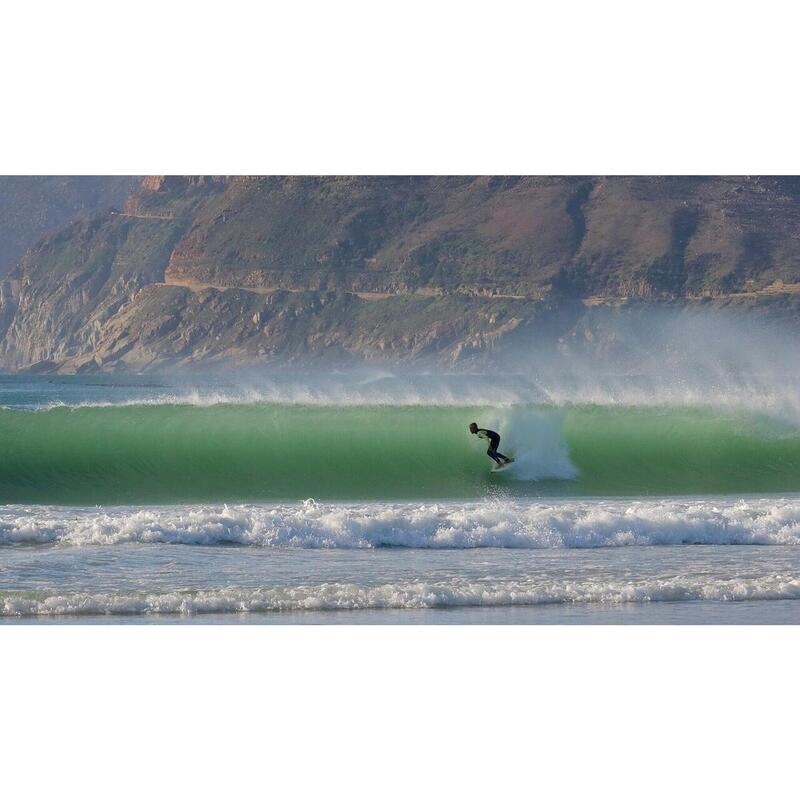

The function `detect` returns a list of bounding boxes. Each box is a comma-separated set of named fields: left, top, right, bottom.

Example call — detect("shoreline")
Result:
left=4, top=599, right=800, bottom=625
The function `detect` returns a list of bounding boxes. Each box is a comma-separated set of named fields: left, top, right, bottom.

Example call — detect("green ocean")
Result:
left=1, top=401, right=799, bottom=504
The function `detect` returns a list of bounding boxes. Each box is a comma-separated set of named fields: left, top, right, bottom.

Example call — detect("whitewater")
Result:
left=5, top=497, right=800, bottom=548
left=2, top=372, right=800, bottom=623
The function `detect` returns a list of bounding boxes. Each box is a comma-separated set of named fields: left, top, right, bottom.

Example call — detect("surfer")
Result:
left=469, top=422, right=514, bottom=467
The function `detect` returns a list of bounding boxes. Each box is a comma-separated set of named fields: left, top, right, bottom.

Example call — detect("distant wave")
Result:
left=4, top=573, right=800, bottom=617
left=4, top=498, right=800, bottom=548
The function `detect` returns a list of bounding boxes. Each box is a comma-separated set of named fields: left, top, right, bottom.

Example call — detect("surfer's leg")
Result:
left=487, top=447, right=503, bottom=465
left=491, top=435, right=512, bottom=463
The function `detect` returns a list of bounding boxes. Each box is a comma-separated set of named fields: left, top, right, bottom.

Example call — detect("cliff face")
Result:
left=1, top=175, right=800, bottom=373
left=0, top=212, right=189, bottom=369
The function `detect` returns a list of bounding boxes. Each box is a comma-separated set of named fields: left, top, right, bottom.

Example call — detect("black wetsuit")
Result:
left=476, top=428, right=511, bottom=465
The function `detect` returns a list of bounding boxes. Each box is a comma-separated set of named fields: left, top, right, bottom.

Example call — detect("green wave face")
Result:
left=1, top=403, right=800, bottom=504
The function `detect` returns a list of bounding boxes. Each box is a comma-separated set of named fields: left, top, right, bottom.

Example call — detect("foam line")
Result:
left=4, top=498, right=800, bottom=548
left=4, top=574, right=800, bottom=616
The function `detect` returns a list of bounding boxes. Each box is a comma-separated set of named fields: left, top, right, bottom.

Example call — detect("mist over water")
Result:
left=1, top=306, right=800, bottom=504
left=4, top=305, right=799, bottom=415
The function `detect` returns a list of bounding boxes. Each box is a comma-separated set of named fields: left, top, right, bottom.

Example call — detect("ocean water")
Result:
left=2, top=372, right=800, bottom=624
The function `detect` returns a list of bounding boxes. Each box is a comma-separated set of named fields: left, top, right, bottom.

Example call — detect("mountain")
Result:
left=1, top=175, right=800, bottom=372
left=0, top=176, right=139, bottom=277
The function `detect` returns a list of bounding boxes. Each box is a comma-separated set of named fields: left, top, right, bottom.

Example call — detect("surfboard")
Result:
left=491, top=459, right=515, bottom=473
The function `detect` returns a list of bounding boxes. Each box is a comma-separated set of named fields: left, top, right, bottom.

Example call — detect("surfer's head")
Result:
left=469, top=422, right=478, bottom=434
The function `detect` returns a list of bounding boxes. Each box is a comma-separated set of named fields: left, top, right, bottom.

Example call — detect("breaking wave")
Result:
left=1, top=401, right=799, bottom=502
left=4, top=497, right=800, bottom=548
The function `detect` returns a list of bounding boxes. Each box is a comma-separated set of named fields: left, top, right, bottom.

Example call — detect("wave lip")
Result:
left=4, top=498, right=800, bottom=549
left=4, top=574, right=800, bottom=617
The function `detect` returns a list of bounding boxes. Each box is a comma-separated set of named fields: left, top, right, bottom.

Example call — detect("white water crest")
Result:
left=4, top=497, right=800, bottom=548
left=8, top=373, right=800, bottom=426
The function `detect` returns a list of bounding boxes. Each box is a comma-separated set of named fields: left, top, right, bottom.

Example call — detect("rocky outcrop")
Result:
left=50, top=285, right=558, bottom=372
left=2, top=176, right=800, bottom=373
left=0, top=210, right=190, bottom=371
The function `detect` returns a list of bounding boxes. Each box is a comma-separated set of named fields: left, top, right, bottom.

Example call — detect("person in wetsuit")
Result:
left=469, top=422, right=513, bottom=466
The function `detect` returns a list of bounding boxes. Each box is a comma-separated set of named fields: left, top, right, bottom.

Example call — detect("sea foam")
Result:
left=3, top=573, right=800, bottom=616
left=3, top=497, right=800, bottom=548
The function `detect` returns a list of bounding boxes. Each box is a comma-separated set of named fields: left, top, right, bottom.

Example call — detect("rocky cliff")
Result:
left=1, top=176, right=800, bottom=372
